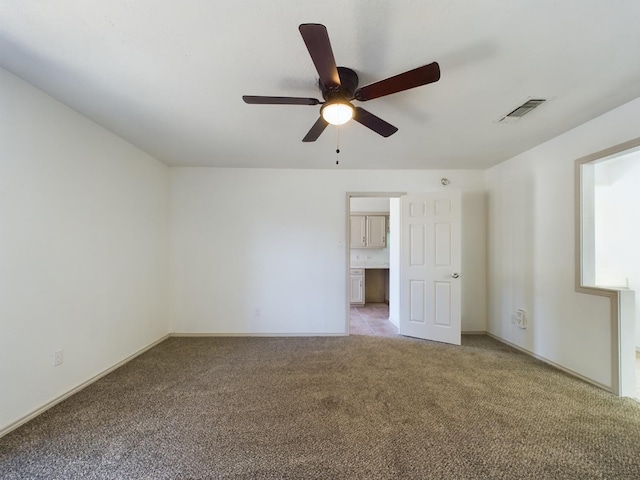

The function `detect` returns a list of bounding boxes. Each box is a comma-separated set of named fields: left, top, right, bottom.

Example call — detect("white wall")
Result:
left=170, top=169, right=487, bottom=334
left=350, top=197, right=390, bottom=213
left=0, top=68, right=170, bottom=433
left=594, top=152, right=640, bottom=348
left=486, top=96, right=640, bottom=389
left=350, top=240, right=390, bottom=266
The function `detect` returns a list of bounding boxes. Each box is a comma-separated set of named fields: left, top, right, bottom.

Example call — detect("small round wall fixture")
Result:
left=441, top=178, right=450, bottom=186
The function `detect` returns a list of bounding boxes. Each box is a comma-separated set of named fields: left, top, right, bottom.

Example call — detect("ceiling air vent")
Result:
left=497, top=98, right=547, bottom=123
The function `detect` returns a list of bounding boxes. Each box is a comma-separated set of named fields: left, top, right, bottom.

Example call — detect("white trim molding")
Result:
left=0, top=335, right=170, bottom=439
left=487, top=333, right=611, bottom=393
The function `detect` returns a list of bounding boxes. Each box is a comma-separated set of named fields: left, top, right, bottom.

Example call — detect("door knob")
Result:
left=451, top=273, right=460, bottom=278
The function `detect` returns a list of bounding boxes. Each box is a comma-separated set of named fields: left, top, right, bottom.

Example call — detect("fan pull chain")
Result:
left=335, top=125, right=340, bottom=165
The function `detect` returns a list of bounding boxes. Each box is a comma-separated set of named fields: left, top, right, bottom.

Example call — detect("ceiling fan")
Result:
left=242, top=23, right=441, bottom=142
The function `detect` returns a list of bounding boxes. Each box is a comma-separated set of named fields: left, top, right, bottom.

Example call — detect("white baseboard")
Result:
left=486, top=332, right=612, bottom=393
left=0, top=334, right=170, bottom=439
left=462, top=331, right=486, bottom=335
left=6, top=331, right=613, bottom=439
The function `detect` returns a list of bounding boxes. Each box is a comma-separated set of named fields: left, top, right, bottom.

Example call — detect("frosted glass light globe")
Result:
left=322, top=102, right=354, bottom=126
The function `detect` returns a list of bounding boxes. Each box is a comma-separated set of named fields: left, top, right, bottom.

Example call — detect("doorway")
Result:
left=345, top=191, right=462, bottom=345
left=347, top=194, right=401, bottom=337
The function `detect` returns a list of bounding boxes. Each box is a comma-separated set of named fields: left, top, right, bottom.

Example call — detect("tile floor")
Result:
left=349, top=303, right=398, bottom=337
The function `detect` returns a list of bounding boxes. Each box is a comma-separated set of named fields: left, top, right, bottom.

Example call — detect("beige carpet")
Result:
left=1, top=335, right=640, bottom=479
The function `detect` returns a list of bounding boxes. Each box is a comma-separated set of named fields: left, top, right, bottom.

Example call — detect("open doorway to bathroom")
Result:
left=578, top=139, right=640, bottom=398
left=347, top=194, right=402, bottom=337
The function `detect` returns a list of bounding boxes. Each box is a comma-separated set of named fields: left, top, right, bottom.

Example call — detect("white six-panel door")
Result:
left=399, top=192, right=462, bottom=345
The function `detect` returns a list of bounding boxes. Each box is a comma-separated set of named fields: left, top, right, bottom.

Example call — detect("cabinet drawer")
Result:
left=350, top=268, right=364, bottom=275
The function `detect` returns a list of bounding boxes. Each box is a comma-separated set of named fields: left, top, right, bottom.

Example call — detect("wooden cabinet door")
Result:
left=349, top=273, right=364, bottom=304
left=350, top=215, right=366, bottom=248
left=367, top=215, right=386, bottom=248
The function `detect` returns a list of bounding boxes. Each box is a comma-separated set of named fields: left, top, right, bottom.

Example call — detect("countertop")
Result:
left=350, top=262, right=390, bottom=269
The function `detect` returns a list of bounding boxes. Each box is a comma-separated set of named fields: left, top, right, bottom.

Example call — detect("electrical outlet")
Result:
left=516, top=309, right=527, bottom=329
left=254, top=308, right=260, bottom=317
left=53, top=350, right=63, bottom=367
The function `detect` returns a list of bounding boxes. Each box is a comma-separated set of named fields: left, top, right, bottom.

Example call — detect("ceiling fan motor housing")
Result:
left=321, top=66, right=359, bottom=101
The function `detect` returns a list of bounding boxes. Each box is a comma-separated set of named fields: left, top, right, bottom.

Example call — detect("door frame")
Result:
left=345, top=192, right=405, bottom=334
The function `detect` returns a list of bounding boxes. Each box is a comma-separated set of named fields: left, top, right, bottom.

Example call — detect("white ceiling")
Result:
left=2, top=1, right=640, bottom=169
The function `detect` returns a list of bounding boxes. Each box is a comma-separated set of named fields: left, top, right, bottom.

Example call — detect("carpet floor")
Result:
left=1, top=335, right=639, bottom=479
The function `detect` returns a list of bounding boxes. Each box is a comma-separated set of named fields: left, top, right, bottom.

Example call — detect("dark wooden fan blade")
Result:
left=302, top=117, right=329, bottom=142
left=353, top=107, right=398, bottom=137
left=243, top=96, right=320, bottom=105
left=354, top=62, right=440, bottom=101
left=299, top=24, right=341, bottom=89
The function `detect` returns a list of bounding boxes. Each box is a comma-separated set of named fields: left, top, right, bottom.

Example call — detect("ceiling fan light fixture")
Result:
left=243, top=24, right=440, bottom=141
left=321, top=101, right=354, bottom=125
